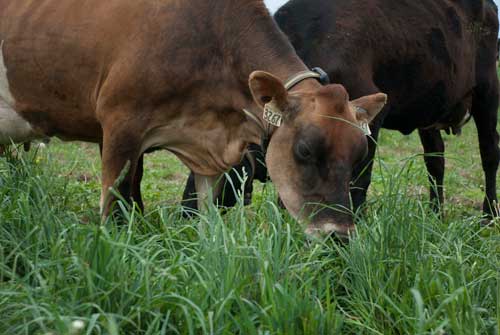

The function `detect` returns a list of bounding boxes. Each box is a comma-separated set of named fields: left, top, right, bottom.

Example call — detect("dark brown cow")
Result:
left=0, top=0, right=386, bottom=236
left=276, top=0, right=500, bottom=219
left=184, top=0, right=500, bottom=221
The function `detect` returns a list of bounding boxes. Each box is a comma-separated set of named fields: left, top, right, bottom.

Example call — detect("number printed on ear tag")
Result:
left=263, top=103, right=283, bottom=127
left=360, top=121, right=372, bottom=136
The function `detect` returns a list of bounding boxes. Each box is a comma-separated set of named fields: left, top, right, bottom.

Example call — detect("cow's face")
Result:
left=249, top=71, right=386, bottom=239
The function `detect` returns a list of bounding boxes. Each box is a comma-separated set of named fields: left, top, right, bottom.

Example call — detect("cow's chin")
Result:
left=268, top=174, right=356, bottom=240
left=304, top=221, right=356, bottom=241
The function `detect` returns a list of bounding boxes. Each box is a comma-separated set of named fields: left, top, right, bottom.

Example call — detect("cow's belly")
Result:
left=0, top=41, right=40, bottom=144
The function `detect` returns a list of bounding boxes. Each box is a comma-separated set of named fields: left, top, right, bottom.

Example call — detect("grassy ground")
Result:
left=0, top=123, right=499, bottom=334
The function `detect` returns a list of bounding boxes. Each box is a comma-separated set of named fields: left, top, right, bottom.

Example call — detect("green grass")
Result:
left=0, top=124, right=499, bottom=334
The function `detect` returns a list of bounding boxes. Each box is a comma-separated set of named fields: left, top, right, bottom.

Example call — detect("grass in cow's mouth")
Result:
left=0, top=126, right=499, bottom=334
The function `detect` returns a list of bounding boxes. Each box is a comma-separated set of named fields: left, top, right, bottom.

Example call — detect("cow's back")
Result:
left=275, top=0, right=499, bottom=133
left=0, top=0, right=203, bottom=142
left=0, top=1, right=151, bottom=140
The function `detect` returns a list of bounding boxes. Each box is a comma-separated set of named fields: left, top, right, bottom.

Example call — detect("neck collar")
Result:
left=284, top=67, right=330, bottom=90
left=243, top=67, right=330, bottom=152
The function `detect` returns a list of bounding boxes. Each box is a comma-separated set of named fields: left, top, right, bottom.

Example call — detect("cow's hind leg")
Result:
left=472, top=85, right=500, bottom=220
left=418, top=128, right=445, bottom=214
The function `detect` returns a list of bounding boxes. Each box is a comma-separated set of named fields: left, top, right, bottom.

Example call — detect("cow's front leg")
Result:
left=418, top=128, right=445, bottom=214
left=194, top=174, right=222, bottom=212
left=131, top=153, right=145, bottom=212
left=343, top=82, right=385, bottom=213
left=100, top=126, right=143, bottom=218
left=181, top=172, right=199, bottom=215
left=350, top=124, right=381, bottom=212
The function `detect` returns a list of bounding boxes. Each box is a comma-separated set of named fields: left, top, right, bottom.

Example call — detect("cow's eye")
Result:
left=295, top=140, right=313, bottom=162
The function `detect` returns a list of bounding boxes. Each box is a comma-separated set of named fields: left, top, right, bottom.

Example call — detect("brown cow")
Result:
left=0, top=0, right=386, bottom=237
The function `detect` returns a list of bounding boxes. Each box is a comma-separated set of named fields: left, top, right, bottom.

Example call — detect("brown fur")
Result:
left=0, top=0, right=302, bottom=212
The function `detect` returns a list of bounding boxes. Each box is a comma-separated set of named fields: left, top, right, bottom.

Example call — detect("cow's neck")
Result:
left=219, top=1, right=320, bottom=144
left=167, top=1, right=321, bottom=175
left=231, top=2, right=319, bottom=85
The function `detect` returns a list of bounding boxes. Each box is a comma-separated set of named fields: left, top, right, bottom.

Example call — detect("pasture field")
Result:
left=0, top=123, right=499, bottom=334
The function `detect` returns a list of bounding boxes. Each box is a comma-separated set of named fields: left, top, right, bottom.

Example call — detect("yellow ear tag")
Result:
left=354, top=106, right=371, bottom=136
left=263, top=102, right=283, bottom=127
left=360, top=121, right=372, bottom=136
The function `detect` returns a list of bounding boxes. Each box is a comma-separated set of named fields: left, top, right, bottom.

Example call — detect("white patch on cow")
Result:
left=100, top=192, right=105, bottom=215
left=194, top=174, right=222, bottom=212
left=459, top=109, right=471, bottom=127
left=0, top=40, right=38, bottom=144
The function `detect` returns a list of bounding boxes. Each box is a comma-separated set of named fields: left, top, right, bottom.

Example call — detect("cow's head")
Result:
left=249, top=71, right=386, bottom=239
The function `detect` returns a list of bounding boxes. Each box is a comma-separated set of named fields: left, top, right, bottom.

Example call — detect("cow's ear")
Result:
left=351, top=93, right=387, bottom=124
left=249, top=71, right=288, bottom=110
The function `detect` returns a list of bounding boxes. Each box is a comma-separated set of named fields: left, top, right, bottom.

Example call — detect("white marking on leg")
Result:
left=35, top=142, right=47, bottom=149
left=0, top=40, right=38, bottom=144
left=100, top=191, right=105, bottom=215
left=459, top=109, right=471, bottom=127
left=194, top=174, right=221, bottom=212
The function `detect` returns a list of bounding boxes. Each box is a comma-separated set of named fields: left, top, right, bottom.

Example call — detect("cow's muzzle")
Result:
left=305, top=221, right=356, bottom=241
